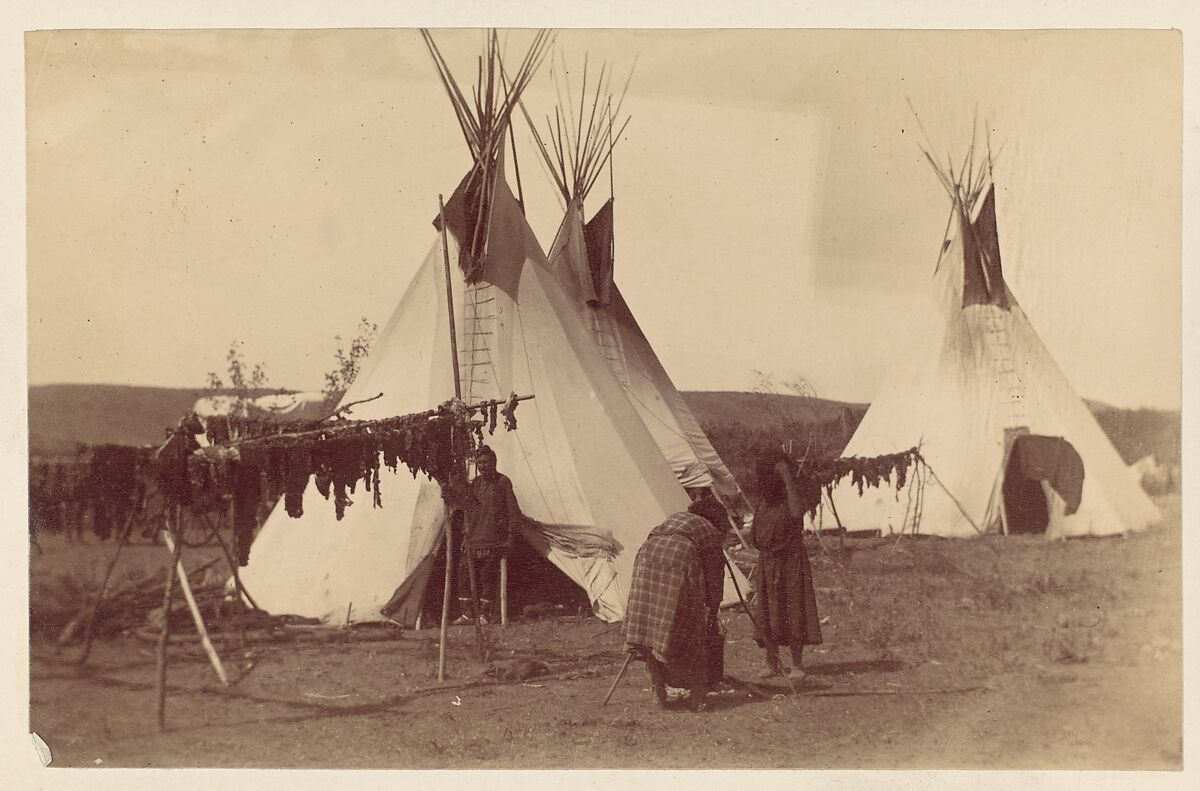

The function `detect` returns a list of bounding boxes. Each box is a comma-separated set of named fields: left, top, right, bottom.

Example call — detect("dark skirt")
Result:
left=752, top=541, right=822, bottom=649
left=654, top=598, right=710, bottom=692
left=635, top=616, right=724, bottom=694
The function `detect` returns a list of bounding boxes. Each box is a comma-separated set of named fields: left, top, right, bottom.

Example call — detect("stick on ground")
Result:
left=601, top=653, right=633, bottom=706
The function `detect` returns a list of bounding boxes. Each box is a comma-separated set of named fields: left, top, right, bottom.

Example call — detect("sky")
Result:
left=24, top=28, right=1182, bottom=409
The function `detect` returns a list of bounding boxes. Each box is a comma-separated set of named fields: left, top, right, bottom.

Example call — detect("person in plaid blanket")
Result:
left=624, top=497, right=729, bottom=710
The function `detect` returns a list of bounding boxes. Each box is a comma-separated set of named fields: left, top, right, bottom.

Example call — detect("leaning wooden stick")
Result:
left=826, top=490, right=847, bottom=552
left=602, top=653, right=634, bottom=706
left=725, top=514, right=753, bottom=555
left=156, top=506, right=183, bottom=731
left=723, top=553, right=764, bottom=639
left=437, top=522, right=453, bottom=682
left=201, top=513, right=253, bottom=651
left=74, top=490, right=145, bottom=664
left=161, top=527, right=229, bottom=686
left=202, top=511, right=263, bottom=612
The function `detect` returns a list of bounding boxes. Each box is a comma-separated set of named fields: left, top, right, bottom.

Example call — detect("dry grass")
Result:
left=806, top=493, right=1180, bottom=677
left=27, top=494, right=1181, bottom=769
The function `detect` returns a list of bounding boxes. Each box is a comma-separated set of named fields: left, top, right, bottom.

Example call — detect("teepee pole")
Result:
left=501, top=75, right=526, bottom=215
left=437, top=194, right=461, bottom=682
left=440, top=195, right=462, bottom=400
left=607, top=100, right=615, bottom=202
left=439, top=191, right=488, bottom=661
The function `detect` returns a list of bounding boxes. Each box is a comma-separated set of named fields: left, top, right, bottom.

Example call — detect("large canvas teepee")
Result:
left=829, top=153, right=1160, bottom=539
left=522, top=65, right=752, bottom=525
left=238, top=33, right=729, bottom=625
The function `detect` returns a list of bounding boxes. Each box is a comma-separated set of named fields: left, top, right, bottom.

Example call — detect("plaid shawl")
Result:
left=624, top=513, right=724, bottom=673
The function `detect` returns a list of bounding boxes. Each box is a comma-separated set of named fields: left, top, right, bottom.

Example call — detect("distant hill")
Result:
left=26, top=384, right=1179, bottom=468
left=1091, top=407, right=1181, bottom=466
left=27, top=384, right=302, bottom=458
left=28, top=385, right=208, bottom=457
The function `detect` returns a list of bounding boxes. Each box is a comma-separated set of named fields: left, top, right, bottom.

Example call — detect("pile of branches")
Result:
left=47, top=558, right=224, bottom=646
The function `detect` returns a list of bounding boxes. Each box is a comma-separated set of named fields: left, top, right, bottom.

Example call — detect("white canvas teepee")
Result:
left=522, top=66, right=753, bottom=525
left=237, top=33, right=737, bottom=625
left=829, top=155, right=1161, bottom=539
left=192, top=391, right=328, bottom=424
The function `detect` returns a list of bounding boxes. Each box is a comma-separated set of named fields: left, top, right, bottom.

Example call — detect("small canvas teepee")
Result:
left=238, top=33, right=735, bottom=625
left=192, top=391, right=329, bottom=424
left=829, top=145, right=1161, bottom=539
left=521, top=61, right=752, bottom=526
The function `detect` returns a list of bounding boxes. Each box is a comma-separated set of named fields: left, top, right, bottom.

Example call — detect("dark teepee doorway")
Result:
left=1002, top=434, right=1085, bottom=535
left=383, top=514, right=591, bottom=629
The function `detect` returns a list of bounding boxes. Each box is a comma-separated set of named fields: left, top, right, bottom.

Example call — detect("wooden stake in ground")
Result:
left=465, top=546, right=487, bottom=660
left=161, top=527, right=229, bottom=686
left=156, top=505, right=183, bottom=731
left=499, top=556, right=508, bottom=627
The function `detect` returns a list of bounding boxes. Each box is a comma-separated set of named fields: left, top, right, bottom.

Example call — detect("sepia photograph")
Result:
left=16, top=11, right=1190, bottom=781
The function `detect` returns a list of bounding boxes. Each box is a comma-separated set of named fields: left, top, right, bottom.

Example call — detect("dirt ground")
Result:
left=28, top=495, right=1181, bottom=770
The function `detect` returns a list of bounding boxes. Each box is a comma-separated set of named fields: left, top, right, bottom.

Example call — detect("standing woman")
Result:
left=749, top=453, right=823, bottom=680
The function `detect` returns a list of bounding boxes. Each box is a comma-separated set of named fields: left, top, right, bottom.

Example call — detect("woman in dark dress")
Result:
left=749, top=454, right=823, bottom=681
